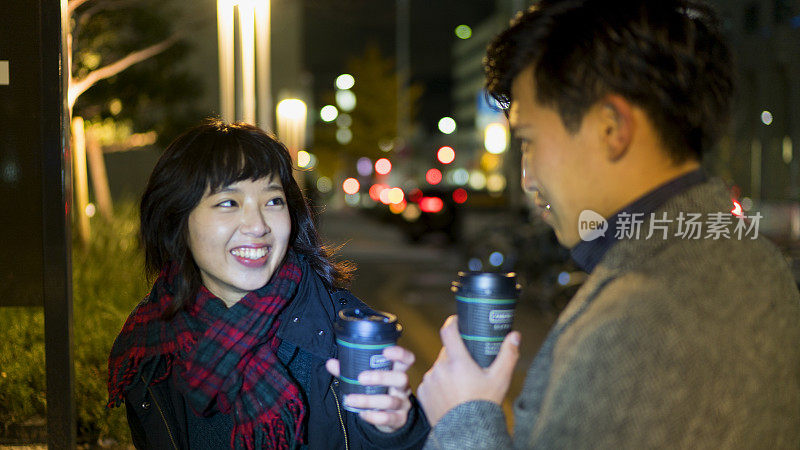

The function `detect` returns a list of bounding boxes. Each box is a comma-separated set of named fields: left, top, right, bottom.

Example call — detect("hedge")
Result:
left=0, top=202, right=148, bottom=445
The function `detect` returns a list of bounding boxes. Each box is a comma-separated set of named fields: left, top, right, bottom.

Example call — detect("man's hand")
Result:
left=326, top=346, right=415, bottom=433
left=417, top=315, right=520, bottom=426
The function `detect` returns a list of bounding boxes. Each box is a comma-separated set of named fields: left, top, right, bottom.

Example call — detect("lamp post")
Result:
left=276, top=98, right=307, bottom=185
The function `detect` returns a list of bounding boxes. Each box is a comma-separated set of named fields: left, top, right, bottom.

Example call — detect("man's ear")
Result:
left=598, top=94, right=635, bottom=161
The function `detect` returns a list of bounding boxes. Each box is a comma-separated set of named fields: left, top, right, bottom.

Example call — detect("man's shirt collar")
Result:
left=570, top=169, right=707, bottom=273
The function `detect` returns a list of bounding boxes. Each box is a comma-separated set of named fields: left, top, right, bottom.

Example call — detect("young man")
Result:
left=417, top=0, right=800, bottom=448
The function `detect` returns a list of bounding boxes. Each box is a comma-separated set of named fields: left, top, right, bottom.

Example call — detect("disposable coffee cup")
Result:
left=452, top=271, right=520, bottom=367
left=333, top=308, right=402, bottom=412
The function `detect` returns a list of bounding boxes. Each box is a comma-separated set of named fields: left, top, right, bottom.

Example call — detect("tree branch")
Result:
left=68, top=34, right=179, bottom=109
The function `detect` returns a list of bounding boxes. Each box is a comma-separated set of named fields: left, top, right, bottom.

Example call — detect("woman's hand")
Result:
left=326, top=346, right=415, bottom=432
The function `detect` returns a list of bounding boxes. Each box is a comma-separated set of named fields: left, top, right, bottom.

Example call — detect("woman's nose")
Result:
left=240, top=205, right=269, bottom=236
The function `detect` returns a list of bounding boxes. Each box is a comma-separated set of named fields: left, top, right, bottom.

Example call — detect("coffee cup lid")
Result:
left=334, top=308, right=402, bottom=342
left=451, top=271, right=521, bottom=298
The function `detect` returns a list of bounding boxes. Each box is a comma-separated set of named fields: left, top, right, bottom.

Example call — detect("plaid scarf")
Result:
left=108, top=250, right=306, bottom=449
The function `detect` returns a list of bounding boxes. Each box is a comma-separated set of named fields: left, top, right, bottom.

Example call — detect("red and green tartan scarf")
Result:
left=107, top=250, right=306, bottom=449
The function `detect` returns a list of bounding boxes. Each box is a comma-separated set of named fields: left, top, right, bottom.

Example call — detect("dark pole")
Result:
left=41, top=0, right=76, bottom=447
left=396, top=0, right=410, bottom=145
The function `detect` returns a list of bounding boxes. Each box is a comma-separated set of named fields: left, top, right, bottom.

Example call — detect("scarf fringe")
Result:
left=232, top=413, right=295, bottom=450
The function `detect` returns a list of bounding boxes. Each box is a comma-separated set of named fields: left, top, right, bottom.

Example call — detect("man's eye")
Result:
left=215, top=200, right=237, bottom=207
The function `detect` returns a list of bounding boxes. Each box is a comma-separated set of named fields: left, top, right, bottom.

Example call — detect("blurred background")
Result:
left=1, top=0, right=799, bottom=446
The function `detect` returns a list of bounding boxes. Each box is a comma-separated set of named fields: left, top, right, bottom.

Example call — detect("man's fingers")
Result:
left=439, top=315, right=473, bottom=361
left=325, top=359, right=341, bottom=377
left=488, top=331, right=520, bottom=381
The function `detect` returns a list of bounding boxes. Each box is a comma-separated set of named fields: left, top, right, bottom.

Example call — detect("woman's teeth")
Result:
left=231, top=247, right=267, bottom=260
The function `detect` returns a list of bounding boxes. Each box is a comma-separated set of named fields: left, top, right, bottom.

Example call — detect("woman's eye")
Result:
left=267, top=197, right=285, bottom=206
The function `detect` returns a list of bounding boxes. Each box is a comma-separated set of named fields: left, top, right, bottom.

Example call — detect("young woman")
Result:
left=107, top=120, right=429, bottom=449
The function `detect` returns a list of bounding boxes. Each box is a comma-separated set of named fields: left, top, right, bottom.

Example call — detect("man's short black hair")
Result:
left=485, top=0, right=734, bottom=162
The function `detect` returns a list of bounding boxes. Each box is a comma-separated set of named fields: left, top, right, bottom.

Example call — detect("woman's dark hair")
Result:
left=140, top=119, right=353, bottom=318
left=484, top=0, right=734, bottom=161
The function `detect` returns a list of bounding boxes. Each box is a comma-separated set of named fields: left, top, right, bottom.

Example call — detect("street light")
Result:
left=276, top=98, right=307, bottom=180
left=484, top=122, right=508, bottom=154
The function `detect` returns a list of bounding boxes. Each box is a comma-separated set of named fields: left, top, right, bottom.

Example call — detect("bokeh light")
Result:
left=378, top=139, right=394, bottom=152
left=336, top=113, right=352, bottom=128
left=419, top=197, right=444, bottom=213
left=437, top=146, right=455, bottom=164
left=484, top=123, right=508, bottom=154
left=316, top=176, right=332, bottom=193
left=320, top=105, right=338, bottom=122
left=469, top=171, right=487, bottom=190
left=453, top=188, right=468, bottom=204
left=468, top=258, right=483, bottom=271
left=452, top=168, right=469, bottom=185
left=388, top=187, right=405, bottom=204
left=408, top=188, right=423, bottom=203
left=85, top=203, right=96, bottom=218
left=369, top=183, right=388, bottom=201
left=389, top=200, right=407, bottom=214
left=487, top=173, right=507, bottom=193
left=344, top=193, right=360, bottom=207
left=342, top=177, right=360, bottom=195
left=357, top=157, right=373, bottom=176
left=489, top=251, right=504, bottom=267
left=336, top=74, right=355, bottom=90
left=455, top=25, right=472, bottom=39
left=375, top=158, right=392, bottom=175
left=336, top=128, right=353, bottom=144
left=276, top=98, right=306, bottom=120
left=426, top=168, right=443, bottom=185
left=438, top=117, right=457, bottom=134
left=379, top=188, right=391, bottom=205
left=335, top=89, right=356, bottom=112
left=402, top=203, right=421, bottom=221
left=761, top=110, right=773, bottom=125
left=297, top=150, right=311, bottom=168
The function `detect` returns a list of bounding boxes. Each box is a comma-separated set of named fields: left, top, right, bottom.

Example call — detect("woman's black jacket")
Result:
left=123, top=267, right=430, bottom=449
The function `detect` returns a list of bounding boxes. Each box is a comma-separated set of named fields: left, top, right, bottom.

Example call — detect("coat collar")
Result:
left=276, top=256, right=339, bottom=360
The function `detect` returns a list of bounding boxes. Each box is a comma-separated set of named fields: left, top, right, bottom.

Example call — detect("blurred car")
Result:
left=397, top=187, right=464, bottom=243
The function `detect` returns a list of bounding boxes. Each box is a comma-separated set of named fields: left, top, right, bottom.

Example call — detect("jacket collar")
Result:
left=276, top=256, right=338, bottom=360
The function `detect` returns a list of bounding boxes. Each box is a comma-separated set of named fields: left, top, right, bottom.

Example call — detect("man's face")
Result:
left=509, top=66, right=606, bottom=248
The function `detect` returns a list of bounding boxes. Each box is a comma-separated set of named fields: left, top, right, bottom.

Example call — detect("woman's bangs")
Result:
left=203, top=137, right=282, bottom=193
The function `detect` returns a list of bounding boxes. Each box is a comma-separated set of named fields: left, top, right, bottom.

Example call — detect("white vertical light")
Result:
left=783, top=136, right=793, bottom=164
left=255, top=0, right=272, bottom=131
left=239, top=1, right=256, bottom=124
left=217, top=0, right=235, bottom=122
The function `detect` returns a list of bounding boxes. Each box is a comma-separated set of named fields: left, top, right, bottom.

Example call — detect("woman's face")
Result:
left=186, top=175, right=292, bottom=306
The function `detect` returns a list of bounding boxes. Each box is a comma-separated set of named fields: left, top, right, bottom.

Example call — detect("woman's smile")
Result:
left=230, top=245, right=270, bottom=267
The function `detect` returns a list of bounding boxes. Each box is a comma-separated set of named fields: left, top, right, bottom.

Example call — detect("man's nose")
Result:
left=521, top=153, right=536, bottom=193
